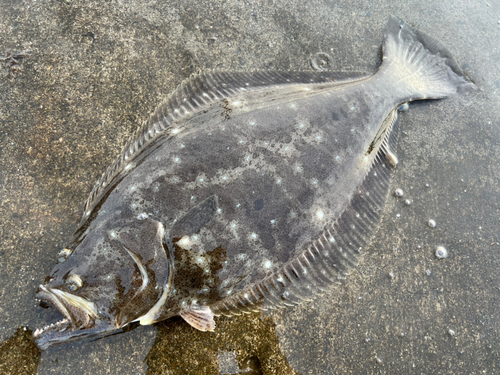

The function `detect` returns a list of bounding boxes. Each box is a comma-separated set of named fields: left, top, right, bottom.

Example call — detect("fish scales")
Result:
left=33, top=17, right=475, bottom=349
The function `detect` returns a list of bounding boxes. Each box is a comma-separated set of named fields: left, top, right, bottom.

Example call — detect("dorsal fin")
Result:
left=75, top=70, right=368, bottom=236
left=210, top=110, right=400, bottom=317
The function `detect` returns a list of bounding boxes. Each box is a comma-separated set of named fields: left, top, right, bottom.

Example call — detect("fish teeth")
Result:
left=33, top=318, right=69, bottom=337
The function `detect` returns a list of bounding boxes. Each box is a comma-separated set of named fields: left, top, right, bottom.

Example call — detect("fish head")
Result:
left=34, top=216, right=172, bottom=350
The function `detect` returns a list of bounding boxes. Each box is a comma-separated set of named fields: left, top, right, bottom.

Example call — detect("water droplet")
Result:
left=435, top=246, right=448, bottom=259
left=428, top=219, right=436, bottom=228
left=394, top=188, right=404, bottom=197
left=310, top=52, right=333, bottom=71
left=398, top=103, right=409, bottom=112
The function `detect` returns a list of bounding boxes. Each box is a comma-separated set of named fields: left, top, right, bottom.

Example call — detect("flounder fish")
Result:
left=34, top=17, right=475, bottom=349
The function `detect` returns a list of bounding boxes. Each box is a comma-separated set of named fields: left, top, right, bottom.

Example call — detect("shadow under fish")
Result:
left=33, top=16, right=476, bottom=350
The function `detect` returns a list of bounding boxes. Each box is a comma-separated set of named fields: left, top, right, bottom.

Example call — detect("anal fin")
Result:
left=180, top=305, right=216, bottom=332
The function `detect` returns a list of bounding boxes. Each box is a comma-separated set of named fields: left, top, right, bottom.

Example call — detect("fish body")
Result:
left=34, top=17, right=475, bottom=350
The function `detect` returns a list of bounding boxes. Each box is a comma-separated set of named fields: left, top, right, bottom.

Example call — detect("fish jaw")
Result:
left=34, top=285, right=114, bottom=350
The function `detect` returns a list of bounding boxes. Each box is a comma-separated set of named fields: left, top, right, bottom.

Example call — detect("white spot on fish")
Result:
left=177, top=236, right=190, bottom=248
left=316, top=210, right=325, bottom=220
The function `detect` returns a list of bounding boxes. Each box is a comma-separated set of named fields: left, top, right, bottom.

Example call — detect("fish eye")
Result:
left=65, top=274, right=83, bottom=292
left=67, top=284, right=78, bottom=292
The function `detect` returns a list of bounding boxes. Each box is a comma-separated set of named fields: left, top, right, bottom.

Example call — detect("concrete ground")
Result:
left=0, top=0, right=498, bottom=374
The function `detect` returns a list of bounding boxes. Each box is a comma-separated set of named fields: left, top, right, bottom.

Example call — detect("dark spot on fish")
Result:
left=220, top=99, right=232, bottom=120
left=169, top=243, right=227, bottom=308
left=254, top=199, right=264, bottom=211
left=366, top=139, right=375, bottom=154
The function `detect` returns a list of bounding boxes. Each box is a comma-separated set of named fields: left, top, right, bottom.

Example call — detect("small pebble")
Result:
left=394, top=188, right=404, bottom=197
left=428, top=219, right=436, bottom=228
left=435, top=246, right=448, bottom=259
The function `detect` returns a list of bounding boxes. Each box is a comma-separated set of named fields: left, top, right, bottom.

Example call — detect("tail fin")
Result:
left=380, top=16, right=476, bottom=100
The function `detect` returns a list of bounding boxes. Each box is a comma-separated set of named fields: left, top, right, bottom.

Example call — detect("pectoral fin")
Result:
left=171, top=195, right=218, bottom=238
left=180, top=305, right=216, bottom=332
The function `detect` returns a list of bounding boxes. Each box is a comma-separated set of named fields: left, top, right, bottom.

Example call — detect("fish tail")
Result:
left=379, top=16, right=476, bottom=100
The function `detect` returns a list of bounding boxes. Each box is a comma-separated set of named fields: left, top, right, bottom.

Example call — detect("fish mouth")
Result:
left=34, top=285, right=102, bottom=350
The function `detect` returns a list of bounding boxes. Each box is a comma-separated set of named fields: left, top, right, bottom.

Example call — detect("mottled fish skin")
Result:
left=33, top=17, right=475, bottom=350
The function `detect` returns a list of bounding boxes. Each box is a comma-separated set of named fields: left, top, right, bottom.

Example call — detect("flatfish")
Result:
left=33, top=17, right=475, bottom=350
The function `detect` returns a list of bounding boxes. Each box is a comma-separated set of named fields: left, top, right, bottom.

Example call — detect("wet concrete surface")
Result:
left=0, top=0, right=499, bottom=374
